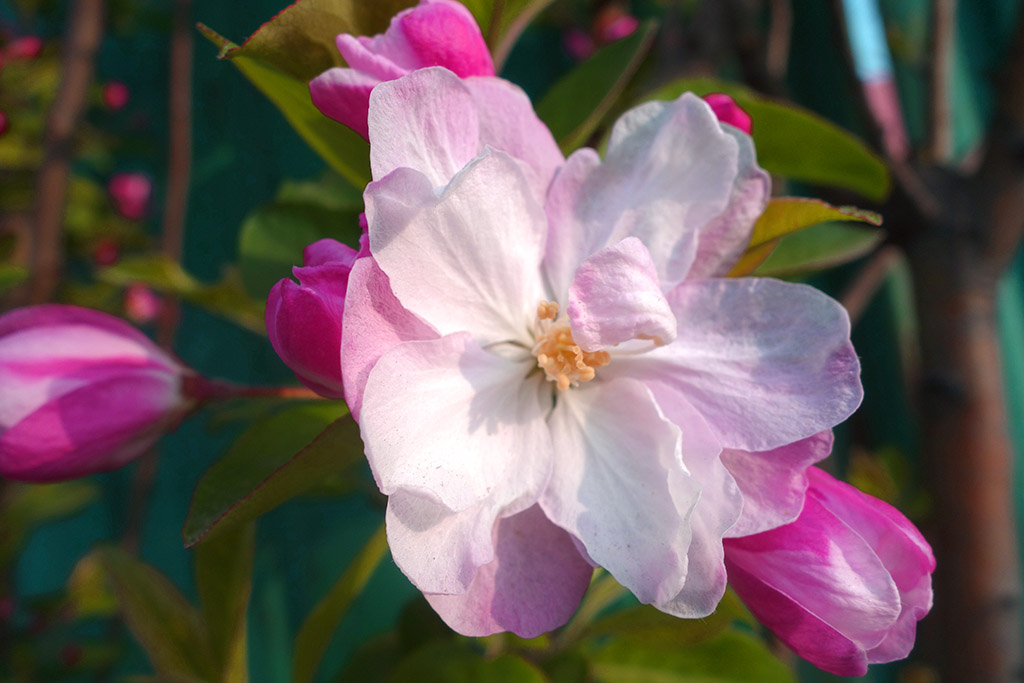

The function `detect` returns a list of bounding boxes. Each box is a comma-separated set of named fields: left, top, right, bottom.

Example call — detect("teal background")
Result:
left=6, top=0, right=1024, bottom=680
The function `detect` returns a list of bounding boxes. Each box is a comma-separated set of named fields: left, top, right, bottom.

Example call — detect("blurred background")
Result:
left=0, top=0, right=1022, bottom=680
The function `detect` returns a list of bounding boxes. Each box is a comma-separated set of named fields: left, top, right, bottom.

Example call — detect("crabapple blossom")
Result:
left=338, top=67, right=862, bottom=636
left=0, top=306, right=192, bottom=481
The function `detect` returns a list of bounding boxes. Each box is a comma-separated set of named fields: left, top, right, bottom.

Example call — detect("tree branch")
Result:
left=927, top=0, right=956, bottom=163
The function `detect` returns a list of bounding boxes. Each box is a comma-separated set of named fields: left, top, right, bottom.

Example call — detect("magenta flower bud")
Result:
left=5, top=36, right=43, bottom=61
left=124, top=284, right=162, bottom=324
left=724, top=468, right=934, bottom=676
left=0, top=111, right=8, bottom=137
left=703, top=93, right=753, bottom=135
left=0, top=306, right=193, bottom=482
left=266, top=239, right=362, bottom=399
left=563, top=28, right=594, bottom=61
left=102, top=81, right=130, bottom=110
left=108, top=172, right=152, bottom=221
left=310, top=0, right=494, bottom=138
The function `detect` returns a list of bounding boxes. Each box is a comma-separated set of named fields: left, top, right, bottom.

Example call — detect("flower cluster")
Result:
left=259, top=0, right=934, bottom=675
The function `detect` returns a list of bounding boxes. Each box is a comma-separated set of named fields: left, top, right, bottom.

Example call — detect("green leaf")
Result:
left=728, top=197, right=882, bottom=276
left=388, top=641, right=549, bottom=683
left=183, top=402, right=358, bottom=547
left=98, top=255, right=265, bottom=334
left=94, top=547, right=216, bottom=680
left=754, top=222, right=885, bottom=277
left=646, top=78, right=890, bottom=201
left=194, top=524, right=255, bottom=683
left=197, top=0, right=414, bottom=187
left=0, top=264, right=28, bottom=293
left=238, top=177, right=363, bottom=299
left=293, top=525, right=389, bottom=683
left=537, top=22, right=658, bottom=153
left=589, top=629, right=795, bottom=683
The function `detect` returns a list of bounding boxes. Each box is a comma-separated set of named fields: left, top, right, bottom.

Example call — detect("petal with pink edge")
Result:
left=398, top=0, right=494, bottom=77
left=722, top=431, right=834, bottom=538
left=360, top=332, right=551, bottom=512
left=367, top=68, right=480, bottom=186
left=540, top=378, right=701, bottom=606
left=340, top=258, right=437, bottom=421
left=425, top=505, right=592, bottom=637
left=309, top=67, right=379, bottom=139
left=611, top=278, right=861, bottom=452
left=567, top=237, right=677, bottom=352
left=366, top=151, right=547, bottom=345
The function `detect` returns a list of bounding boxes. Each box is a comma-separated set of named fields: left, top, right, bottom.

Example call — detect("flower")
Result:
left=0, top=306, right=192, bottom=482
left=309, top=0, right=494, bottom=139
left=266, top=237, right=366, bottom=399
left=724, top=467, right=935, bottom=676
left=5, top=36, right=43, bottom=61
left=108, top=172, right=152, bottom=221
left=339, top=67, right=862, bottom=637
left=102, top=81, right=130, bottom=110
left=124, top=284, right=162, bottom=324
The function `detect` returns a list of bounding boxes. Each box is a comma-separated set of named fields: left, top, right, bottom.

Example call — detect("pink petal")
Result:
left=340, top=258, right=437, bottom=422
left=367, top=68, right=480, bottom=186
left=567, top=237, right=677, bottom=352
left=309, top=67, right=379, bottom=139
left=722, top=431, right=834, bottom=537
left=359, top=332, right=552, bottom=512
left=540, top=378, right=702, bottom=606
left=703, top=93, right=753, bottom=134
left=425, top=505, right=592, bottom=637
left=612, top=278, right=861, bottom=452
left=398, top=0, right=494, bottom=77
left=543, top=147, right=603, bottom=302
left=365, top=151, right=547, bottom=345
left=0, top=370, right=181, bottom=481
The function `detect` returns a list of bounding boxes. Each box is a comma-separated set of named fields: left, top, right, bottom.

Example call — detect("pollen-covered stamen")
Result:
left=532, top=301, right=610, bottom=390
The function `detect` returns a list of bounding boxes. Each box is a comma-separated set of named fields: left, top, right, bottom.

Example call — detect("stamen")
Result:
left=532, top=301, right=610, bottom=390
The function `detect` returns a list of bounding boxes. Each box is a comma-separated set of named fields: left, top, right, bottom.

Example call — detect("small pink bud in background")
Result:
left=0, top=305, right=194, bottom=482
left=102, top=81, right=130, bottom=111
left=124, top=284, right=162, bottom=324
left=92, top=238, right=119, bottom=267
left=5, top=36, right=43, bottom=61
left=563, top=28, right=594, bottom=61
left=266, top=238, right=363, bottom=399
left=724, top=468, right=934, bottom=677
left=310, top=0, right=494, bottom=138
left=703, top=93, right=753, bottom=134
left=594, top=7, right=639, bottom=44
left=108, top=172, right=152, bottom=221
left=0, top=111, right=8, bottom=137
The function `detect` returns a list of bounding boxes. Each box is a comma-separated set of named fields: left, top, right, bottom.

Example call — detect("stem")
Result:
left=927, top=0, right=956, bottom=163
left=184, top=376, right=323, bottom=402
left=26, top=0, right=105, bottom=305
left=839, top=245, right=900, bottom=325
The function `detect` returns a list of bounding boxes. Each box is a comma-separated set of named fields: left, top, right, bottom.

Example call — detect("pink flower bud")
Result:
left=703, top=93, right=753, bottom=135
left=124, top=284, right=162, bottom=324
left=563, top=28, right=594, bottom=61
left=0, top=111, right=8, bottom=137
left=724, top=468, right=934, bottom=676
left=0, top=305, right=193, bottom=482
left=594, top=5, right=639, bottom=44
left=266, top=239, right=363, bottom=399
left=5, top=36, right=43, bottom=61
left=310, top=0, right=494, bottom=138
left=108, top=172, right=151, bottom=221
left=102, top=81, right=130, bottom=111
left=92, top=238, right=119, bottom=267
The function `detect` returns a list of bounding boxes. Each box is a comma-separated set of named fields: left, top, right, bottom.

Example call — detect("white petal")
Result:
left=365, top=150, right=547, bottom=345
left=360, top=332, right=552, bottom=512
left=540, top=378, right=701, bottom=605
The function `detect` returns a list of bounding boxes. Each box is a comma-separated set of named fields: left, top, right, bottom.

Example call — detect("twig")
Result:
left=927, top=0, right=956, bottom=163
left=156, top=0, right=193, bottom=348
left=26, top=0, right=105, bottom=305
left=838, top=245, right=900, bottom=325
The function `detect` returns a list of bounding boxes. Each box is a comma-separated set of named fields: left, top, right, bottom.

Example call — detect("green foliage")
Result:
left=238, top=174, right=363, bottom=299
left=754, top=222, right=885, bottom=278
left=197, top=0, right=415, bottom=187
left=195, top=524, right=255, bottom=683
left=98, top=255, right=265, bottom=334
left=0, top=481, right=97, bottom=567
left=536, top=21, right=658, bottom=153
left=94, top=548, right=218, bottom=680
left=648, top=79, right=891, bottom=201
left=182, top=402, right=360, bottom=547
left=293, top=525, right=389, bottom=683
left=390, top=642, right=549, bottom=683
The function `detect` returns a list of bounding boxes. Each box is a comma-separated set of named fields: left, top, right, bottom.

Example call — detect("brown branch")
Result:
left=839, top=245, right=900, bottom=325
left=927, top=0, right=956, bottom=163
left=156, top=0, right=194, bottom=348
left=26, top=0, right=105, bottom=305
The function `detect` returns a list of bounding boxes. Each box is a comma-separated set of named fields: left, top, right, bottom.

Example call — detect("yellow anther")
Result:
left=532, top=301, right=610, bottom=390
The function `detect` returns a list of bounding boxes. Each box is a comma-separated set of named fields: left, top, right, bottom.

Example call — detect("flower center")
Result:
left=531, top=301, right=610, bottom=391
